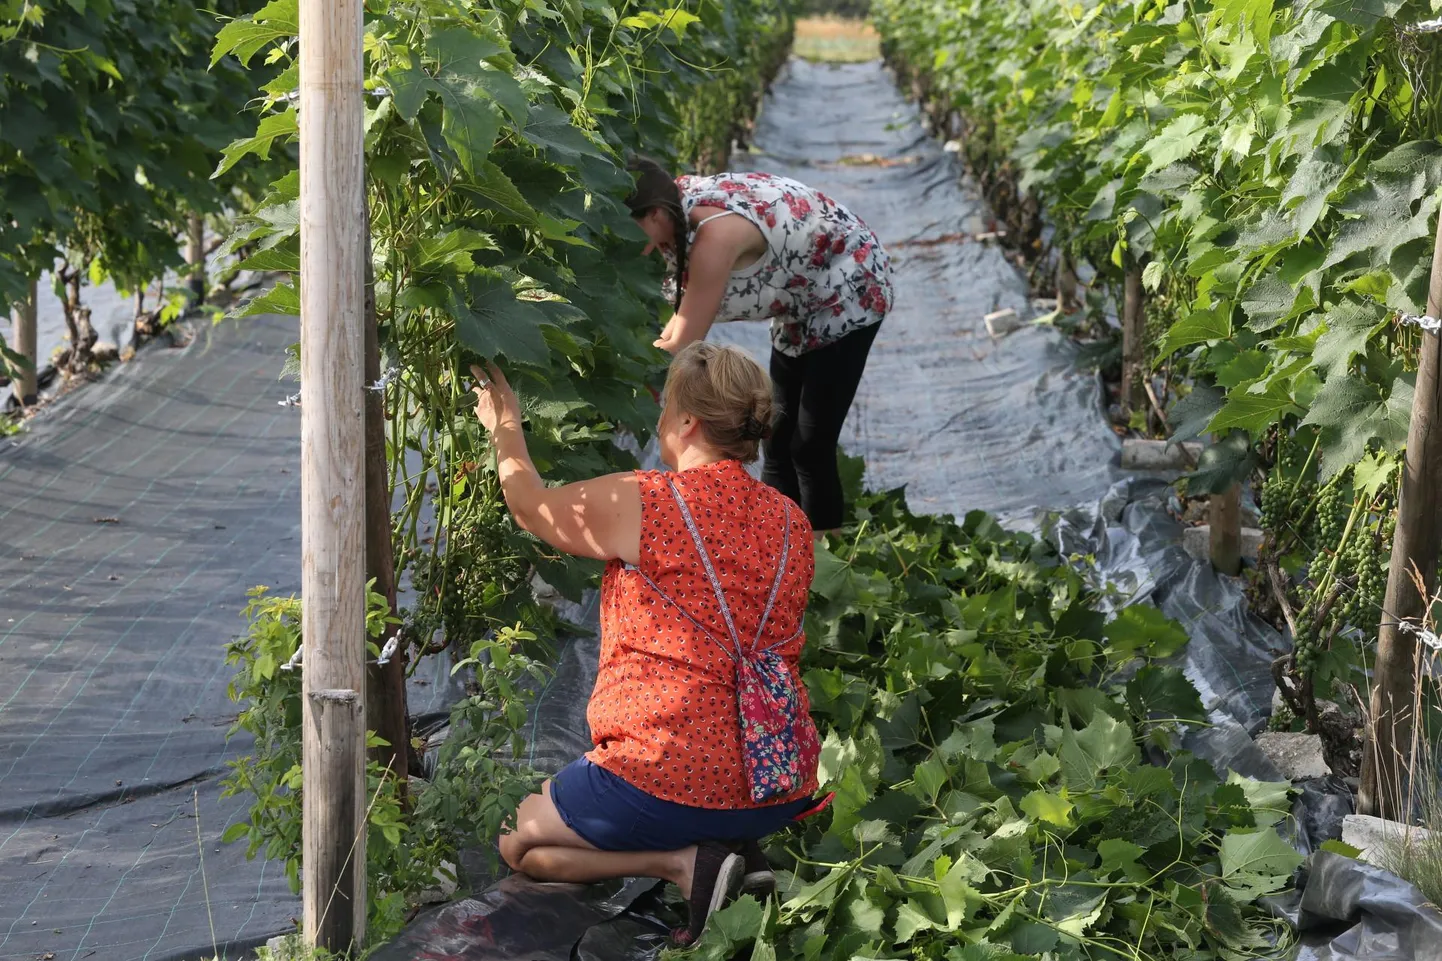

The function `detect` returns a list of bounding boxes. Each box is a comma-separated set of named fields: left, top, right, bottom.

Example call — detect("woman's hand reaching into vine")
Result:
left=470, top=362, right=522, bottom=435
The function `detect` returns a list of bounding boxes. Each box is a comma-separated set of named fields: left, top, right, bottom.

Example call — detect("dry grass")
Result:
left=793, top=16, right=881, bottom=63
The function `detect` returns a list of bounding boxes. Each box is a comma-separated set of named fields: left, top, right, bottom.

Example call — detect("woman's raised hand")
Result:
left=654, top=315, right=683, bottom=353
left=470, top=362, right=522, bottom=434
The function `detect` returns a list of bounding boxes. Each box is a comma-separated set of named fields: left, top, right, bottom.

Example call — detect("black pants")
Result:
left=762, top=322, right=880, bottom=530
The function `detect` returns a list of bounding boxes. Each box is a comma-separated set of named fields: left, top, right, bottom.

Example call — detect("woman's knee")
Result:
left=498, top=825, right=528, bottom=872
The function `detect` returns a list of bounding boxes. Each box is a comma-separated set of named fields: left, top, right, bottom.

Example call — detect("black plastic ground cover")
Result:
left=0, top=316, right=463, bottom=961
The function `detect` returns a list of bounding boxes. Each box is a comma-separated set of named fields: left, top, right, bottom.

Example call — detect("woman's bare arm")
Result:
left=655, top=215, right=762, bottom=354
left=473, top=365, right=642, bottom=564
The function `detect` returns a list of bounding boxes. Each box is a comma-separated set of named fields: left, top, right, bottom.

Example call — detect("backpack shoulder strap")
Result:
left=752, top=500, right=793, bottom=649
left=663, top=475, right=744, bottom=659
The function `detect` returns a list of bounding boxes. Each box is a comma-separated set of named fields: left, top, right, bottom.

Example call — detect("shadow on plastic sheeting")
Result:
left=1276, top=852, right=1442, bottom=961
left=368, top=876, right=673, bottom=961
left=1035, top=476, right=1285, bottom=781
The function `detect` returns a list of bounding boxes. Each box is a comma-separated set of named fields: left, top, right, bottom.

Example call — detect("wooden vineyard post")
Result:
left=10, top=277, right=36, bottom=407
left=186, top=212, right=206, bottom=303
left=1121, top=264, right=1145, bottom=415
left=299, top=0, right=367, bottom=952
left=1359, top=213, right=1442, bottom=820
left=1209, top=471, right=1243, bottom=576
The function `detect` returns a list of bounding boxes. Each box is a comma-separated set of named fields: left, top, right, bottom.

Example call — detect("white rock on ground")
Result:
left=1181, top=525, right=1263, bottom=564
left=984, top=307, right=1023, bottom=336
left=264, top=933, right=303, bottom=960
left=1119, top=438, right=1205, bottom=471
left=1342, top=814, right=1432, bottom=866
left=412, top=859, right=459, bottom=906
left=1253, top=731, right=1329, bottom=780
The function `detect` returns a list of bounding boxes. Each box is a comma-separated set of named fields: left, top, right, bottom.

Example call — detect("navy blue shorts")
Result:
left=549, top=758, right=812, bottom=852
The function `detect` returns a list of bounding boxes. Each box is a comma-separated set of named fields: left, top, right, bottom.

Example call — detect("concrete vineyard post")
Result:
left=10, top=277, right=36, bottom=407
left=299, top=0, right=368, bottom=950
left=1359, top=212, right=1442, bottom=820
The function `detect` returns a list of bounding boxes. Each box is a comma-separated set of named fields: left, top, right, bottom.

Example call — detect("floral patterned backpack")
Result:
left=635, top=476, right=820, bottom=803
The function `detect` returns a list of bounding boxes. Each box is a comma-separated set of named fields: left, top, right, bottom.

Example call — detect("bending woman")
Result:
left=626, top=158, right=894, bottom=534
left=473, top=344, right=821, bottom=945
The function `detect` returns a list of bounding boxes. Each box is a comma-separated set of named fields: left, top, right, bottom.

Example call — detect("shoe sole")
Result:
left=740, top=870, right=776, bottom=898
left=707, top=852, right=745, bottom=918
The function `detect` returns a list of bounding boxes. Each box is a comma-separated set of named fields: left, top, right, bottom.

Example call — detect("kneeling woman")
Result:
left=472, top=344, right=821, bottom=944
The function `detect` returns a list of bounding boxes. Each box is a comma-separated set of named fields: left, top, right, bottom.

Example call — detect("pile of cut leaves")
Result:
left=685, top=482, right=1300, bottom=960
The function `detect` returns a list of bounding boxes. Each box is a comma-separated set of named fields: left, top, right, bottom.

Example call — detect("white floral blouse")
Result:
left=666, top=172, right=893, bottom=357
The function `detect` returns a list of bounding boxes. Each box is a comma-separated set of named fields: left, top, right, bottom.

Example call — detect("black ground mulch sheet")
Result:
left=0, top=317, right=305, bottom=961
left=0, top=315, right=464, bottom=961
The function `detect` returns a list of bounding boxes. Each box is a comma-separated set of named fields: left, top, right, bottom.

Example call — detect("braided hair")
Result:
left=624, top=155, right=687, bottom=313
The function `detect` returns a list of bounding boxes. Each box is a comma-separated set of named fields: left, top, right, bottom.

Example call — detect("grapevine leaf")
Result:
left=462, top=161, right=545, bottom=228
left=1218, top=121, right=1253, bottom=166
left=434, top=78, right=502, bottom=174
left=426, top=26, right=507, bottom=72
left=1186, top=431, right=1258, bottom=494
left=1104, top=604, right=1189, bottom=660
left=236, top=282, right=299, bottom=318
left=1302, top=374, right=1412, bottom=476
left=1219, top=829, right=1304, bottom=897
left=1170, top=384, right=1224, bottom=445
left=1157, top=306, right=1232, bottom=356
left=1227, top=772, right=1291, bottom=828
left=1321, top=839, right=1363, bottom=858
left=1372, top=140, right=1442, bottom=181
left=1142, top=113, right=1208, bottom=173
left=452, top=270, right=551, bottom=364
left=384, top=60, right=434, bottom=124
left=1058, top=713, right=1137, bottom=790
left=412, top=229, right=499, bottom=270
left=1282, top=146, right=1346, bottom=239
left=1097, top=838, right=1146, bottom=877
left=688, top=895, right=764, bottom=960
left=1207, top=384, right=1300, bottom=434
left=1322, top=173, right=1435, bottom=271
left=1126, top=665, right=1204, bottom=721
left=523, top=103, right=610, bottom=164
left=1240, top=272, right=1299, bottom=332
left=1019, top=789, right=1073, bottom=827
left=895, top=900, right=939, bottom=942
left=1353, top=451, right=1398, bottom=499
left=211, top=0, right=298, bottom=67
left=1142, top=259, right=1166, bottom=292
left=214, top=109, right=297, bottom=178
left=1312, top=300, right=1384, bottom=377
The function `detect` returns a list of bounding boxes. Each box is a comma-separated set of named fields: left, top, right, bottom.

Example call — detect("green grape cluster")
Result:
left=1293, top=597, right=1322, bottom=674
left=1313, top=480, right=1349, bottom=544
left=1259, top=469, right=1292, bottom=531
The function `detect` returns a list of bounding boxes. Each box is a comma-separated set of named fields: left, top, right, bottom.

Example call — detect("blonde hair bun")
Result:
left=662, top=343, right=775, bottom=463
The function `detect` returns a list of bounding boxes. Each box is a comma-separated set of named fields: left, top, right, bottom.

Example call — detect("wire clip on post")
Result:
left=1402, top=16, right=1442, bottom=35
left=1400, top=620, right=1442, bottom=652
left=1397, top=312, right=1442, bottom=334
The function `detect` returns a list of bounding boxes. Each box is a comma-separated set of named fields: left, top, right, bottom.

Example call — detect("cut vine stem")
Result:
left=299, top=0, right=368, bottom=950
left=9, top=276, right=36, bottom=406
left=1121, top=263, right=1145, bottom=415
left=1359, top=209, right=1442, bottom=821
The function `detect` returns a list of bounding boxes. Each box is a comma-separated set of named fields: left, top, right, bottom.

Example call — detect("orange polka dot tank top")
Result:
left=586, top=459, right=818, bottom=809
